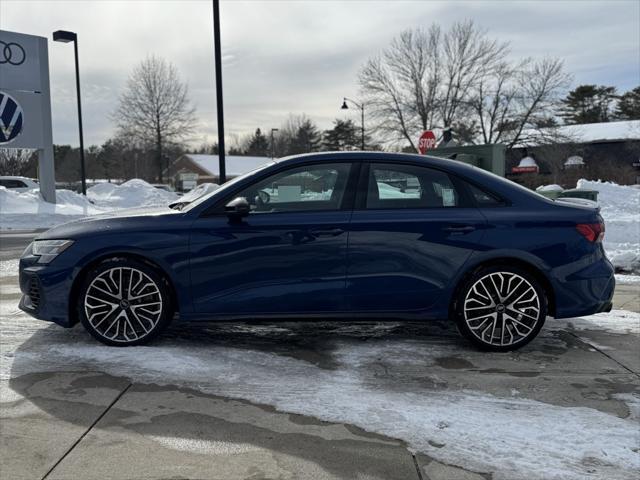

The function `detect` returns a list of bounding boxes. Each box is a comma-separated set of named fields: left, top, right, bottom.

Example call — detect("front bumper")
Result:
left=19, top=255, right=77, bottom=328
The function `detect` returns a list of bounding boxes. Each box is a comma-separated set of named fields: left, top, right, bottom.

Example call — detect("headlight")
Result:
left=32, top=239, right=74, bottom=264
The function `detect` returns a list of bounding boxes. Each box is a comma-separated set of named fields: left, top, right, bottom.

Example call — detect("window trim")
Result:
left=200, top=160, right=359, bottom=217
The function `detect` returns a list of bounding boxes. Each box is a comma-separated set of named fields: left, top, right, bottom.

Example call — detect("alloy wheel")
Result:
left=84, top=267, right=163, bottom=343
left=463, top=271, right=541, bottom=347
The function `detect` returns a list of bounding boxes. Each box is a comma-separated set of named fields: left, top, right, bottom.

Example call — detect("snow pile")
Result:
left=178, top=183, right=219, bottom=204
left=577, top=179, right=640, bottom=273
left=0, top=187, right=102, bottom=216
left=0, top=179, right=178, bottom=230
left=87, top=179, right=178, bottom=209
left=535, top=184, right=563, bottom=192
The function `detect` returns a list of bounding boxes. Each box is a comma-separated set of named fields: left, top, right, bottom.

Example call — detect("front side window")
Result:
left=366, top=163, right=460, bottom=209
left=234, top=163, right=351, bottom=213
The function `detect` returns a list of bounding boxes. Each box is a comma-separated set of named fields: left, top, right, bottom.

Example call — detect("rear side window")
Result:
left=366, top=163, right=461, bottom=209
left=465, top=182, right=505, bottom=207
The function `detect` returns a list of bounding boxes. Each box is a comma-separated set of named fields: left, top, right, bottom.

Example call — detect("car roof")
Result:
left=0, top=175, right=35, bottom=180
left=274, top=151, right=473, bottom=172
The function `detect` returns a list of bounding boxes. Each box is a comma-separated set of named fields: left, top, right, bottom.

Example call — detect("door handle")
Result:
left=310, top=228, right=344, bottom=237
left=443, top=225, right=475, bottom=234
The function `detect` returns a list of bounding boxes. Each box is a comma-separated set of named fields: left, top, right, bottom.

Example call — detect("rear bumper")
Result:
left=552, top=255, right=615, bottom=319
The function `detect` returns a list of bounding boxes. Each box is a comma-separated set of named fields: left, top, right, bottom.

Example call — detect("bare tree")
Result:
left=359, top=21, right=507, bottom=150
left=112, top=56, right=196, bottom=182
left=0, top=149, right=37, bottom=176
left=470, top=57, right=571, bottom=147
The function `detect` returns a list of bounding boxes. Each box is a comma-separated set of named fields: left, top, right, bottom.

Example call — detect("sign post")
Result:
left=418, top=130, right=436, bottom=154
left=0, top=30, right=56, bottom=203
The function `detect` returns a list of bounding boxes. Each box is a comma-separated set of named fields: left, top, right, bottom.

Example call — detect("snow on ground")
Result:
left=616, top=273, right=640, bottom=285
left=551, top=309, right=640, bottom=335
left=0, top=180, right=178, bottom=230
left=577, top=179, right=640, bottom=273
left=1, top=287, right=638, bottom=480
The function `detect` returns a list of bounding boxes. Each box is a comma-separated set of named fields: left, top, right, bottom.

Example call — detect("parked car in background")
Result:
left=19, top=152, right=614, bottom=351
left=0, top=176, right=39, bottom=192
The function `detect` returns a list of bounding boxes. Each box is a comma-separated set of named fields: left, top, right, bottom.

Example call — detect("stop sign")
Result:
left=418, top=130, right=437, bottom=154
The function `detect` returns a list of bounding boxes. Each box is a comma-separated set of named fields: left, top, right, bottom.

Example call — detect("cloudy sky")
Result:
left=1, top=0, right=639, bottom=148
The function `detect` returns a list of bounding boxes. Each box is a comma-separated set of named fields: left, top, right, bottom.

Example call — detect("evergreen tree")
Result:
left=615, top=86, right=640, bottom=120
left=245, top=128, right=270, bottom=156
left=288, top=118, right=322, bottom=154
left=322, top=119, right=359, bottom=151
left=560, top=84, right=617, bottom=124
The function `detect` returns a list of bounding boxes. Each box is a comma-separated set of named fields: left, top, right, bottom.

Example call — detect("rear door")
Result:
left=346, top=162, right=486, bottom=315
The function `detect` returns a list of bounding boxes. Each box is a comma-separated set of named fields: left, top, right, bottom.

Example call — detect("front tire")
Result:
left=78, top=258, right=173, bottom=346
left=454, top=266, right=547, bottom=351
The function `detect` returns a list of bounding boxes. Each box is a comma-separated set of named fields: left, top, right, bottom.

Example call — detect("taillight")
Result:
left=576, top=222, right=604, bottom=243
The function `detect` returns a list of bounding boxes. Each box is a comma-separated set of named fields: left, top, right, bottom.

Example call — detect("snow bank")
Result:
left=178, top=183, right=219, bottom=204
left=87, top=179, right=178, bottom=209
left=536, top=184, right=563, bottom=192
left=577, top=179, right=640, bottom=273
left=0, top=179, right=178, bottom=230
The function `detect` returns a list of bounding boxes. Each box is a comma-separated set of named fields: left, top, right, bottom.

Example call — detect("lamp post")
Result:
left=212, top=0, right=226, bottom=183
left=270, top=128, right=279, bottom=159
left=340, top=97, right=365, bottom=150
left=53, top=30, right=87, bottom=195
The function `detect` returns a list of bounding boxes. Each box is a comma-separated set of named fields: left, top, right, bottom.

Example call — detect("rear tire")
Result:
left=77, top=258, right=173, bottom=346
left=454, top=266, right=547, bottom=351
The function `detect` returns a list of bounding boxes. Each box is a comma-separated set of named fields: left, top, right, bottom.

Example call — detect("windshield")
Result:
left=181, top=161, right=275, bottom=212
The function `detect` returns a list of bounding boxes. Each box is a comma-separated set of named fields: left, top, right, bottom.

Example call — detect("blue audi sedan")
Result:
left=19, top=152, right=614, bottom=350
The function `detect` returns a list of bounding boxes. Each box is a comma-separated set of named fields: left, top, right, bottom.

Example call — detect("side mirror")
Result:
left=225, top=197, right=250, bottom=218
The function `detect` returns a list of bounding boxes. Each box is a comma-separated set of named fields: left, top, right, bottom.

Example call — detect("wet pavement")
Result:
left=1, top=259, right=639, bottom=480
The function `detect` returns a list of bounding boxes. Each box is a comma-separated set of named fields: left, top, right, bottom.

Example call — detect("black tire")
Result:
left=77, top=257, right=173, bottom=346
left=453, top=265, right=548, bottom=351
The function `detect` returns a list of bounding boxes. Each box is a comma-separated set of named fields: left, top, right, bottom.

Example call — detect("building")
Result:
left=506, top=120, right=640, bottom=187
left=167, top=154, right=272, bottom=191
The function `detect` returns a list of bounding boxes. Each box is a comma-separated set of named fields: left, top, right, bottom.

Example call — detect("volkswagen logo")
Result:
left=0, top=41, right=26, bottom=66
left=0, top=92, right=24, bottom=144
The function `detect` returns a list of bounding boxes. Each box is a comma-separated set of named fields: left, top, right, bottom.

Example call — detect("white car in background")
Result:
left=0, top=176, right=39, bottom=192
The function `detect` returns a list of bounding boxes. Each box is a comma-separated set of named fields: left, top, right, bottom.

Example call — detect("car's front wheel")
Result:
left=454, top=266, right=548, bottom=351
left=78, top=258, right=173, bottom=346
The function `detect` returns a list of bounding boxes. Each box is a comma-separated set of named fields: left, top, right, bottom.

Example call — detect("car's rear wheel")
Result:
left=78, top=258, right=172, bottom=346
left=454, top=266, right=547, bottom=351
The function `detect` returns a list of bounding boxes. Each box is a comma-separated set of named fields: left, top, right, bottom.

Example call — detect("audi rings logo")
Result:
left=0, top=92, right=24, bottom=144
left=0, top=41, right=26, bottom=66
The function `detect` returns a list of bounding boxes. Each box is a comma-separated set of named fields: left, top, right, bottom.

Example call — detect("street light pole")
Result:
left=53, top=30, right=87, bottom=195
left=340, top=97, right=365, bottom=150
left=270, top=128, right=279, bottom=159
left=212, top=0, right=226, bottom=183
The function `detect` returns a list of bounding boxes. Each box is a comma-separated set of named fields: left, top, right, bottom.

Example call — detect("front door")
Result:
left=347, top=162, right=486, bottom=315
left=189, top=162, right=355, bottom=316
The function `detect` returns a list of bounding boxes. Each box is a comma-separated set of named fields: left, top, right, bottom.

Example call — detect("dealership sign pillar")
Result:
left=0, top=30, right=56, bottom=203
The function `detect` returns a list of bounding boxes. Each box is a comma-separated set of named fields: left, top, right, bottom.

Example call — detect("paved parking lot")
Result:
left=1, top=253, right=638, bottom=480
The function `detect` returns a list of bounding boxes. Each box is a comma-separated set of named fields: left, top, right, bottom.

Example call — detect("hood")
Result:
left=37, top=206, right=183, bottom=240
